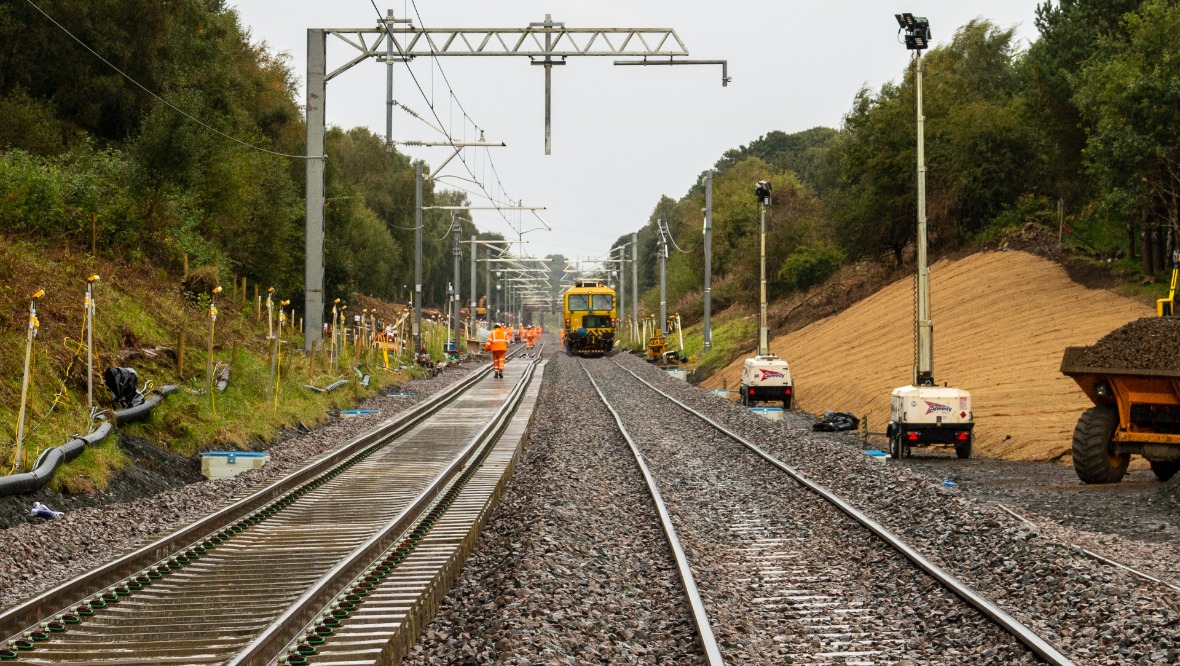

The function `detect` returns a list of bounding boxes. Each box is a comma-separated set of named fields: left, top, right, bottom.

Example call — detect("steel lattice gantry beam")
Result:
left=323, top=25, right=688, bottom=80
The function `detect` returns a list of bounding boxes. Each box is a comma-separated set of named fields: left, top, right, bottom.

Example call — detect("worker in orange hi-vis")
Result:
left=485, top=323, right=509, bottom=378
left=505, top=325, right=514, bottom=343
left=518, top=325, right=525, bottom=342
left=524, top=325, right=536, bottom=350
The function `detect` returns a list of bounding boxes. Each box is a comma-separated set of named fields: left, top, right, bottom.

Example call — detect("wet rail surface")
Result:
left=1, top=351, right=542, bottom=666
left=582, top=357, right=1073, bottom=666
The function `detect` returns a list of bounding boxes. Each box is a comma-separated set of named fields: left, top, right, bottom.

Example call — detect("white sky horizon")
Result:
left=228, top=1, right=1043, bottom=263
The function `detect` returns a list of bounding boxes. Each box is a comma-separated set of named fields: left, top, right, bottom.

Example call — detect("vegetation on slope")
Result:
left=620, top=2, right=1180, bottom=354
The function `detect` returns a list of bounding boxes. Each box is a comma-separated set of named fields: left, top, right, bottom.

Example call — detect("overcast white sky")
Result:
left=228, top=1, right=1043, bottom=262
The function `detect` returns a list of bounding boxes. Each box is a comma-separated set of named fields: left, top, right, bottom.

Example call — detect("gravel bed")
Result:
left=612, top=352, right=1180, bottom=665
left=404, top=350, right=703, bottom=665
left=585, top=358, right=1038, bottom=664
left=0, top=362, right=480, bottom=612
left=1075, top=317, right=1180, bottom=371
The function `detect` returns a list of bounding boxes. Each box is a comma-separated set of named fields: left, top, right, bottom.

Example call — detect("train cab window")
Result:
left=567, top=294, right=590, bottom=311
left=591, top=294, right=614, bottom=311
left=583, top=315, right=612, bottom=328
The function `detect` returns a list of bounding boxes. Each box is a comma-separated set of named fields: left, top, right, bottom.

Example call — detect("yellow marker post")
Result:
left=208, top=286, right=222, bottom=416
left=14, top=289, right=44, bottom=473
left=85, top=275, right=100, bottom=420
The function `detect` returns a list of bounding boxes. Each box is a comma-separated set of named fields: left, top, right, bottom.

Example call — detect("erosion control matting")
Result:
left=1075, top=317, right=1180, bottom=372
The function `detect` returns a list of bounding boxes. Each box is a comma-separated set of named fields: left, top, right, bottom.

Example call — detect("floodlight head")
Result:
left=901, top=12, right=915, bottom=28
left=895, top=13, right=907, bottom=29
left=755, top=180, right=773, bottom=206
left=212, top=286, right=223, bottom=294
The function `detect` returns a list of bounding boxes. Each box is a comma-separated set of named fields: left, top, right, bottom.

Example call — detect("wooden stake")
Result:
left=176, top=329, right=186, bottom=377
left=91, top=212, right=97, bottom=256
left=183, top=254, right=189, bottom=280
left=241, top=277, right=247, bottom=304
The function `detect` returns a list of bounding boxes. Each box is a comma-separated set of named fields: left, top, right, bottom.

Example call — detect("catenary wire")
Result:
left=366, top=0, right=517, bottom=232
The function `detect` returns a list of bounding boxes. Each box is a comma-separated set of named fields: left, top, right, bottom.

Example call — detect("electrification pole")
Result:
left=470, top=234, right=477, bottom=333
left=658, top=212, right=668, bottom=335
left=631, top=232, right=639, bottom=339
left=304, top=29, right=327, bottom=353
left=414, top=164, right=423, bottom=352
left=452, top=214, right=462, bottom=346
left=703, top=170, right=714, bottom=351
left=616, top=245, right=626, bottom=334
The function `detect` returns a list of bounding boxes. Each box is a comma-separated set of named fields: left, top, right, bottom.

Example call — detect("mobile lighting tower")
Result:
left=739, top=180, right=793, bottom=409
left=887, top=13, right=974, bottom=460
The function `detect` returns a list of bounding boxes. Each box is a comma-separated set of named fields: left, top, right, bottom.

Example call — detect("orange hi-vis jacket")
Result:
left=485, top=328, right=508, bottom=352
left=518, top=326, right=525, bottom=340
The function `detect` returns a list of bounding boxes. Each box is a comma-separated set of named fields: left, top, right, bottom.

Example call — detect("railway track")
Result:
left=581, top=357, right=1075, bottom=665
left=0, top=349, right=542, bottom=666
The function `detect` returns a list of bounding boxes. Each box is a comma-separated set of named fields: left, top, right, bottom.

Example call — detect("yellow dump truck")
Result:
left=1061, top=347, right=1180, bottom=484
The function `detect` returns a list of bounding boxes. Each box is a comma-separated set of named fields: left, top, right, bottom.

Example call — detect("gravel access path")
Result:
left=404, top=349, right=704, bottom=666
left=584, top=357, right=1039, bottom=665
left=0, top=362, right=481, bottom=611
left=616, top=352, right=1180, bottom=665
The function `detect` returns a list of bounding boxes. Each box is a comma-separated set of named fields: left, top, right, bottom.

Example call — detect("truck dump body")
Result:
left=1060, top=318, right=1180, bottom=482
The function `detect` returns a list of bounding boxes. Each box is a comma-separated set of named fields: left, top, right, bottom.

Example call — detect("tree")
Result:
left=1074, top=0, right=1180, bottom=255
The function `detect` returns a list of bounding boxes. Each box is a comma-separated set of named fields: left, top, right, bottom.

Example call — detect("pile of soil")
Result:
left=1075, top=317, right=1180, bottom=372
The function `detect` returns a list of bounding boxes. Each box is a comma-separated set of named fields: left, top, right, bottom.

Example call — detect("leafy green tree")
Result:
left=1023, top=0, right=1140, bottom=203
left=1074, top=0, right=1180, bottom=239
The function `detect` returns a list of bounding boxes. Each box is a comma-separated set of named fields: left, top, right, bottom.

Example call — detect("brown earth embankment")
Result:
left=702, top=251, right=1153, bottom=462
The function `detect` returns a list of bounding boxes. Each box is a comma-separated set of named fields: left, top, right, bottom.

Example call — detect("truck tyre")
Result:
left=1072, top=405, right=1129, bottom=484
left=955, top=433, right=972, bottom=459
left=783, top=393, right=793, bottom=410
left=889, top=432, right=902, bottom=460
left=1150, top=460, right=1180, bottom=481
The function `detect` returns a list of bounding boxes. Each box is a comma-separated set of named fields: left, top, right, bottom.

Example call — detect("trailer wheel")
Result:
left=889, top=432, right=902, bottom=460
left=1072, top=405, right=1129, bottom=484
left=783, top=393, right=793, bottom=410
left=955, top=433, right=973, bottom=459
left=1150, top=460, right=1180, bottom=481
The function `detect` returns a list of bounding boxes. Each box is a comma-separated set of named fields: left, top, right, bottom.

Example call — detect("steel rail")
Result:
left=579, top=360, right=724, bottom=666
left=231, top=357, right=540, bottom=665
left=608, top=359, right=1076, bottom=666
left=0, top=347, right=524, bottom=644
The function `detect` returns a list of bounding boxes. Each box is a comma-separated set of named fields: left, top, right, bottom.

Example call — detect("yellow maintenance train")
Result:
left=563, top=281, right=616, bottom=356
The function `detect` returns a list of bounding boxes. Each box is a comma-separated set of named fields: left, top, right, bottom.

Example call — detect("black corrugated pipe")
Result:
left=113, top=385, right=178, bottom=425
left=0, top=384, right=179, bottom=497
left=0, top=421, right=114, bottom=497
